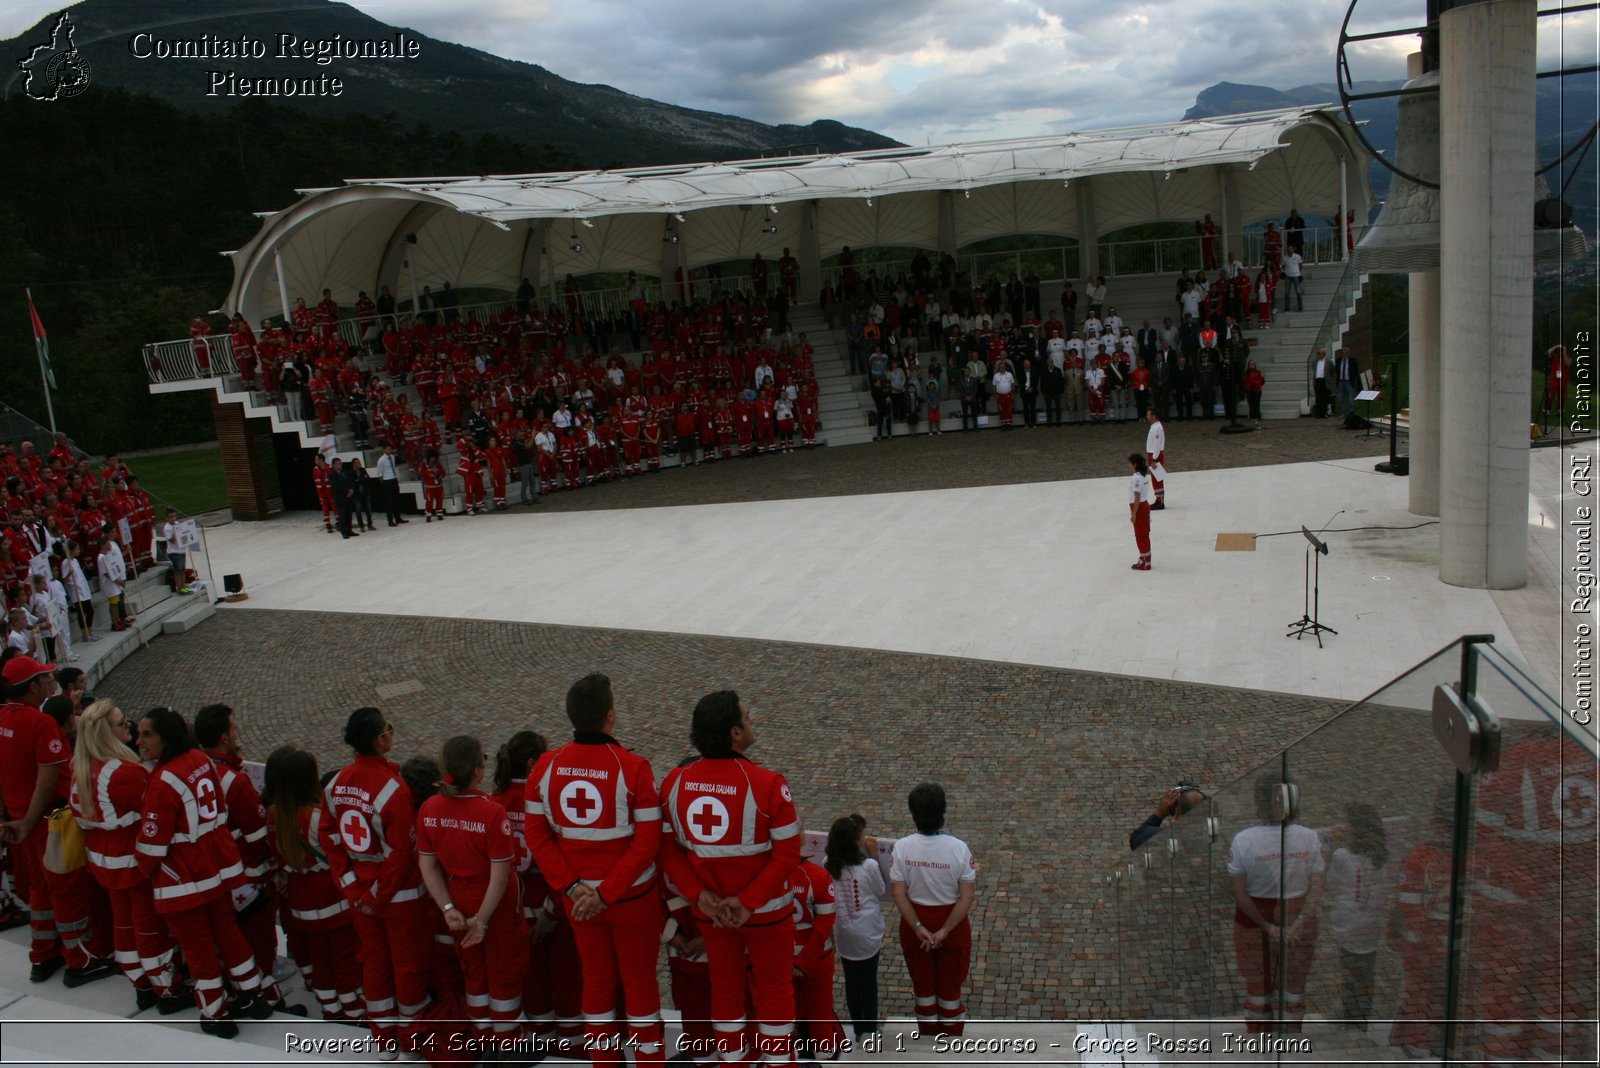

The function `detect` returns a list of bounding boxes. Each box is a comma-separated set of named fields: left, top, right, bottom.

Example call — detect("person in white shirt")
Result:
left=97, top=537, right=132, bottom=631
left=1103, top=309, right=1123, bottom=338
left=1227, top=774, right=1326, bottom=1033
left=990, top=365, right=1016, bottom=428
left=889, top=784, right=977, bottom=1037
left=1045, top=333, right=1067, bottom=371
left=61, top=541, right=99, bottom=643
left=27, top=574, right=71, bottom=663
left=825, top=815, right=886, bottom=1041
left=1281, top=250, right=1305, bottom=311
left=317, top=433, right=339, bottom=465
left=4, top=608, right=35, bottom=657
left=551, top=403, right=573, bottom=429
left=1325, top=803, right=1393, bottom=1027
left=1145, top=409, right=1168, bottom=509
left=157, top=508, right=192, bottom=594
left=1082, top=315, right=1101, bottom=339
left=374, top=445, right=409, bottom=527
left=1127, top=453, right=1153, bottom=569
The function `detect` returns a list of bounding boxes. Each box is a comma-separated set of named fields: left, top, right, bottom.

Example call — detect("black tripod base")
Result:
left=1286, top=615, right=1338, bottom=648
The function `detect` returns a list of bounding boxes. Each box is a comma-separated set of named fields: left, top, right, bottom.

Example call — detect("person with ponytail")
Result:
left=417, top=735, right=527, bottom=1045
left=262, top=745, right=362, bottom=1024
left=69, top=700, right=185, bottom=1014
left=1127, top=452, right=1153, bottom=570
left=490, top=731, right=582, bottom=1054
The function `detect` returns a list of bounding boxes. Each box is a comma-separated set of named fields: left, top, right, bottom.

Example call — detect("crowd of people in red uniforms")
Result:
left=0, top=659, right=982, bottom=1065
left=2, top=437, right=165, bottom=643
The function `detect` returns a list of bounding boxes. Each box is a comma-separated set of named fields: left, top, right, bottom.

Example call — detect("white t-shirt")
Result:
left=1146, top=420, right=1166, bottom=457
left=1283, top=252, right=1303, bottom=279
left=831, top=860, right=886, bottom=961
left=992, top=371, right=1015, bottom=396
left=1128, top=471, right=1152, bottom=505
left=1226, top=823, right=1326, bottom=899
left=890, top=832, right=976, bottom=906
left=1325, top=847, right=1394, bottom=954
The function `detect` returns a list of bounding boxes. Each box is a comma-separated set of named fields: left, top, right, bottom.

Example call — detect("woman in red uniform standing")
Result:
left=490, top=731, right=582, bottom=1054
left=133, top=706, right=276, bottom=1038
left=263, top=745, right=363, bottom=1025
left=1127, top=452, right=1153, bottom=571
left=417, top=735, right=528, bottom=1045
left=69, top=700, right=185, bottom=1014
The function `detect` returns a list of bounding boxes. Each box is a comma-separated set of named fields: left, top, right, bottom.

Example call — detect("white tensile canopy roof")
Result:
left=226, top=105, right=1369, bottom=323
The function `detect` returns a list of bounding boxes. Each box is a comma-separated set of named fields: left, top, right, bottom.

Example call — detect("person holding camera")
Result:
left=1129, top=782, right=1208, bottom=851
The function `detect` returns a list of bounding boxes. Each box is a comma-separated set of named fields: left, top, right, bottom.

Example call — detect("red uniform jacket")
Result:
left=71, top=756, right=148, bottom=889
left=659, top=755, right=802, bottom=924
left=523, top=733, right=661, bottom=906
left=269, top=803, right=352, bottom=930
left=789, top=860, right=837, bottom=976
left=212, top=751, right=272, bottom=881
left=320, top=753, right=425, bottom=911
left=135, top=749, right=246, bottom=913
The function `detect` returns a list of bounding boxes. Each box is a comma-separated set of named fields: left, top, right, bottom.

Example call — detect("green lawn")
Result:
left=130, top=446, right=229, bottom=517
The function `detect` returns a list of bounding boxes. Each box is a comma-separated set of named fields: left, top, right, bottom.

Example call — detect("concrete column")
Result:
left=1438, top=0, right=1535, bottom=589
left=1075, top=178, right=1097, bottom=279
left=798, top=201, right=821, bottom=301
left=520, top=221, right=545, bottom=299
left=1409, top=270, right=1441, bottom=516
left=1217, top=166, right=1235, bottom=264
left=659, top=216, right=683, bottom=304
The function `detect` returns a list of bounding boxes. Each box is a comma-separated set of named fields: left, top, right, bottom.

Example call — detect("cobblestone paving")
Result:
left=100, top=610, right=1352, bottom=1022
left=517, top=417, right=1389, bottom=513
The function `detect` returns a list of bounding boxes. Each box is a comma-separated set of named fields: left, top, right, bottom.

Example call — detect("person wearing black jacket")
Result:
left=328, top=458, right=358, bottom=539
left=870, top=378, right=893, bottom=440
left=1170, top=354, right=1192, bottom=421
left=1041, top=359, right=1064, bottom=427
left=1018, top=358, right=1041, bottom=428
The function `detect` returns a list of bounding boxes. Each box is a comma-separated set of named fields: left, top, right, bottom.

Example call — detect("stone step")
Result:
left=161, top=597, right=217, bottom=634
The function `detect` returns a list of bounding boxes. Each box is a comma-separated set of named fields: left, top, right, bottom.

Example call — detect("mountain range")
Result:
left=2, top=0, right=902, bottom=167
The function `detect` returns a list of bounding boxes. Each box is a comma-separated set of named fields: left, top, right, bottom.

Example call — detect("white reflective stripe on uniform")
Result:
left=390, top=884, right=425, bottom=903
left=769, top=820, right=800, bottom=841
left=86, top=850, right=139, bottom=869
left=134, top=840, right=168, bottom=857
left=465, top=993, right=490, bottom=1008
left=813, top=901, right=835, bottom=914
left=751, top=889, right=793, bottom=915
left=289, top=899, right=350, bottom=922
left=757, top=1023, right=792, bottom=1036
left=96, top=760, right=140, bottom=829
left=525, top=800, right=546, bottom=817
left=713, top=1020, right=747, bottom=1031
left=158, top=768, right=226, bottom=844
left=241, top=825, right=268, bottom=843
left=552, top=824, right=635, bottom=841
left=338, top=871, right=357, bottom=887
left=489, top=996, right=522, bottom=1012
left=633, top=806, right=661, bottom=821
left=152, top=866, right=233, bottom=900
left=585, top=1011, right=617, bottom=1024
left=686, top=841, right=771, bottom=858
left=936, top=998, right=963, bottom=1009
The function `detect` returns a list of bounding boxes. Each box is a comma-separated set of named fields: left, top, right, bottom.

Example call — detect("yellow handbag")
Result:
left=44, top=805, right=87, bottom=874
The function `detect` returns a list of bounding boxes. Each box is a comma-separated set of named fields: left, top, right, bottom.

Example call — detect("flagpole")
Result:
left=25, top=288, right=57, bottom=434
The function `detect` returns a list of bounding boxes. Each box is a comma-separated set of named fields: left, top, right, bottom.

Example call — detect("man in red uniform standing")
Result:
left=320, top=707, right=432, bottom=1056
left=660, top=691, right=803, bottom=1067
left=790, top=859, right=845, bottom=1061
left=524, top=673, right=666, bottom=1066
left=0, top=656, right=117, bottom=986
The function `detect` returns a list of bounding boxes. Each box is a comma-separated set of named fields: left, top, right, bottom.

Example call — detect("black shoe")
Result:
left=398, top=518, right=410, bottom=524
left=29, top=957, right=64, bottom=983
left=136, top=986, right=159, bottom=1012
left=231, top=992, right=276, bottom=1020
left=274, top=1000, right=309, bottom=1017
left=63, top=957, right=120, bottom=988
left=159, top=987, right=194, bottom=1015
left=200, top=1018, right=240, bottom=1040
left=0, top=908, right=28, bottom=931
left=1151, top=502, right=1165, bottom=510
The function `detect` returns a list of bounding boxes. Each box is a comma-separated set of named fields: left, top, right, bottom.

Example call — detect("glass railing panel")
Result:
left=1452, top=644, right=1597, bottom=1065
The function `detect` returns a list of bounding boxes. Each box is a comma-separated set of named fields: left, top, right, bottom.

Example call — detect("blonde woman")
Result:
left=69, top=701, right=184, bottom=1013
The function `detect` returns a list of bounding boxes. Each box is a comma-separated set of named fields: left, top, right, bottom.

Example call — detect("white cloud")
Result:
left=5, top=0, right=1590, bottom=145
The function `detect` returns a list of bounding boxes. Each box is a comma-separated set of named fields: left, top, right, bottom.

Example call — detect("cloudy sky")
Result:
left=4, top=0, right=1595, bottom=142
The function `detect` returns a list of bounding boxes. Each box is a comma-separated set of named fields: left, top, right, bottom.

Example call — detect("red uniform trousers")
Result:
left=1088, top=389, right=1106, bottom=419
left=1148, top=452, right=1165, bottom=504
left=561, top=454, right=582, bottom=487
left=448, top=875, right=527, bottom=1037
left=793, top=957, right=845, bottom=1061
left=461, top=472, right=486, bottom=511
left=316, top=400, right=336, bottom=434
left=1257, top=300, right=1271, bottom=325
left=103, top=880, right=177, bottom=994
left=352, top=896, right=434, bottom=1044
left=995, top=392, right=1014, bottom=426
left=623, top=440, right=642, bottom=473
left=704, top=917, right=795, bottom=1065
left=429, top=905, right=463, bottom=1003
left=317, top=489, right=336, bottom=528
left=800, top=416, right=817, bottom=446
left=927, top=406, right=941, bottom=432
left=1232, top=897, right=1317, bottom=1032
left=422, top=485, right=444, bottom=517
left=526, top=919, right=584, bottom=1044
left=562, top=891, right=666, bottom=1066
left=537, top=454, right=559, bottom=493
left=489, top=471, right=508, bottom=506
left=240, top=884, right=279, bottom=982
left=165, top=892, right=267, bottom=1019
left=1132, top=500, right=1151, bottom=566
left=756, top=419, right=775, bottom=451
left=645, top=438, right=662, bottom=471
left=667, top=956, right=713, bottom=1057
left=13, top=831, right=107, bottom=968
left=898, top=905, right=970, bottom=1035
left=237, top=356, right=258, bottom=386
left=287, top=922, right=362, bottom=1021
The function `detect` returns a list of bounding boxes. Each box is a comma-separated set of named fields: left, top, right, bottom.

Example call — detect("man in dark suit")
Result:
left=1041, top=358, right=1065, bottom=427
left=329, top=457, right=358, bottom=538
left=1019, top=358, right=1040, bottom=428
left=1336, top=348, right=1360, bottom=420
left=1137, top=320, right=1159, bottom=364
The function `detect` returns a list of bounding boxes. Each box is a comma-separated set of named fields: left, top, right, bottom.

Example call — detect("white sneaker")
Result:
left=376, top=1043, right=399, bottom=1062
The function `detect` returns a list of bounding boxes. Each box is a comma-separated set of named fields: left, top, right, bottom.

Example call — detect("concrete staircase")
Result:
left=788, top=306, right=877, bottom=447
left=71, top=563, right=216, bottom=688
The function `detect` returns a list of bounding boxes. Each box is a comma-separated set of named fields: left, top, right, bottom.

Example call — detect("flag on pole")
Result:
left=26, top=291, right=55, bottom=389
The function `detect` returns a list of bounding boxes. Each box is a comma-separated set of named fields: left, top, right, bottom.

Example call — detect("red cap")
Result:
left=1, top=655, right=55, bottom=688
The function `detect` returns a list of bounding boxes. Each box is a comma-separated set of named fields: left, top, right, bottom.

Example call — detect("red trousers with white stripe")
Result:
left=1132, top=502, right=1151, bottom=564
left=793, top=957, right=846, bottom=1061
left=103, top=881, right=176, bottom=994
left=450, top=876, right=529, bottom=1037
left=667, top=956, right=713, bottom=1054
left=526, top=918, right=584, bottom=1043
left=317, top=489, right=335, bottom=527
left=287, top=922, right=363, bottom=1021
left=164, top=891, right=266, bottom=1019
left=13, top=832, right=107, bottom=968
left=352, top=896, right=434, bottom=1045
left=1232, top=898, right=1318, bottom=1033
left=705, top=916, right=796, bottom=1066
left=898, top=905, right=970, bottom=1035
left=239, top=883, right=279, bottom=981
left=562, top=890, right=666, bottom=1066
left=995, top=392, right=1014, bottom=426
left=1148, top=451, right=1165, bottom=504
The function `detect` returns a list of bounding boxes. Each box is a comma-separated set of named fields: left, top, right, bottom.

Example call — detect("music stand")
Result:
left=1286, top=526, right=1336, bottom=647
